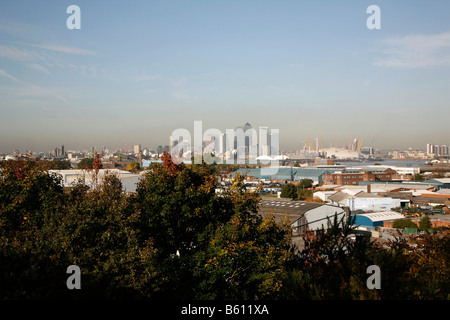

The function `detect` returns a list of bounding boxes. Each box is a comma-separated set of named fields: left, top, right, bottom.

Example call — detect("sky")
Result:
left=1, top=0, right=450, bottom=153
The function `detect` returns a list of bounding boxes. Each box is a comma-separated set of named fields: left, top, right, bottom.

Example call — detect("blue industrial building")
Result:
left=352, top=211, right=405, bottom=227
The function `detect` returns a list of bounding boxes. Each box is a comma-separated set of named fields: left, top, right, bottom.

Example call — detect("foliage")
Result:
left=133, top=153, right=293, bottom=299
left=405, top=233, right=450, bottom=299
left=77, top=155, right=103, bottom=171
left=310, top=196, right=325, bottom=203
left=0, top=157, right=156, bottom=299
left=285, top=215, right=415, bottom=300
left=393, top=218, right=418, bottom=229
left=0, top=157, right=63, bottom=232
left=296, top=179, right=314, bottom=200
left=126, top=162, right=140, bottom=171
left=280, top=180, right=313, bottom=200
left=297, top=179, right=313, bottom=189
left=77, top=158, right=94, bottom=170
left=297, top=189, right=313, bottom=200
left=194, top=173, right=295, bottom=299
left=280, top=183, right=297, bottom=200
left=133, top=153, right=221, bottom=298
left=411, top=173, right=425, bottom=181
left=0, top=157, right=65, bottom=298
left=49, top=159, right=72, bottom=170
left=291, top=215, right=378, bottom=299
left=1, top=155, right=449, bottom=300
left=419, top=215, right=432, bottom=231
left=55, top=174, right=158, bottom=299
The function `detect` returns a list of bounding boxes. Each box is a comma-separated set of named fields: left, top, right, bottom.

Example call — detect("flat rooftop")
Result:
left=258, top=198, right=324, bottom=224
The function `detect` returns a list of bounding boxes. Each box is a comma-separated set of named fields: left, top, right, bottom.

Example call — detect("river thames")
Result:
left=339, top=160, right=428, bottom=168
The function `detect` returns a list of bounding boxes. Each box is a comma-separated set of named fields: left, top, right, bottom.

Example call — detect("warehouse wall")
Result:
left=293, top=205, right=345, bottom=233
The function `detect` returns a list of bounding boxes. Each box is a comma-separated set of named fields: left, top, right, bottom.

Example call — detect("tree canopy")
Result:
left=280, top=183, right=297, bottom=200
left=411, top=173, right=425, bottom=181
left=0, top=154, right=449, bottom=300
left=393, top=218, right=418, bottom=229
left=419, top=215, right=432, bottom=231
left=126, top=162, right=140, bottom=171
left=77, top=157, right=94, bottom=170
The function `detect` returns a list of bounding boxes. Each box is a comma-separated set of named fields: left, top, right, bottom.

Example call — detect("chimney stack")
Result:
left=367, top=184, right=371, bottom=193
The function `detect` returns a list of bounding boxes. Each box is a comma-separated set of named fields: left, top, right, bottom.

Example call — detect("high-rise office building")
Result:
left=233, top=122, right=253, bottom=150
left=426, top=143, right=448, bottom=156
left=213, top=133, right=226, bottom=155
left=269, top=129, right=279, bottom=157
left=426, top=144, right=433, bottom=155
left=258, top=126, right=270, bottom=156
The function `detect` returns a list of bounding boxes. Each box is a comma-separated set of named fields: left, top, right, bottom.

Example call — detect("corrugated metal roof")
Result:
left=410, top=196, right=449, bottom=204
left=258, top=198, right=324, bottom=224
left=354, top=191, right=381, bottom=198
left=357, top=211, right=404, bottom=222
left=378, top=192, right=413, bottom=199
left=328, top=191, right=352, bottom=202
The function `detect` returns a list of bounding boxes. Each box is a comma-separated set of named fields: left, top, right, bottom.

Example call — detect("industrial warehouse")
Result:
left=258, top=198, right=346, bottom=235
left=229, top=155, right=450, bottom=244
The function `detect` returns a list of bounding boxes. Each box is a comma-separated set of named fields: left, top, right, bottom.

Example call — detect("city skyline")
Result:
left=4, top=138, right=449, bottom=157
left=1, top=1, right=450, bottom=153
left=2, top=121, right=450, bottom=156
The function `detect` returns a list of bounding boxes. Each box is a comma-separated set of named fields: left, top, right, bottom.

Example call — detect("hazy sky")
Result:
left=1, top=0, right=450, bottom=153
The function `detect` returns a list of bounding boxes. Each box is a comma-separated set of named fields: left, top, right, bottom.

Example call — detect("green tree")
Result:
left=280, top=183, right=297, bottom=200
left=77, top=157, right=94, bottom=169
left=293, top=214, right=378, bottom=299
left=393, top=218, right=418, bottom=229
left=194, top=173, right=295, bottom=299
left=411, top=173, right=425, bottom=181
left=419, top=215, right=432, bottom=231
left=289, top=179, right=313, bottom=200
left=55, top=173, right=158, bottom=299
left=133, top=152, right=229, bottom=298
left=0, top=157, right=64, bottom=233
left=50, top=159, right=72, bottom=170
left=0, top=157, right=66, bottom=299
left=0, top=157, right=156, bottom=299
left=134, top=153, right=296, bottom=299
left=197, top=213, right=294, bottom=299
left=297, top=189, right=313, bottom=200
left=285, top=214, right=414, bottom=300
left=2, top=154, right=449, bottom=300
left=405, top=233, right=450, bottom=299
left=298, top=179, right=313, bottom=189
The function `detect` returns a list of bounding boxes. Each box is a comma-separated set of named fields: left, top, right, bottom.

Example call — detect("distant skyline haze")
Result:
left=1, top=0, right=450, bottom=153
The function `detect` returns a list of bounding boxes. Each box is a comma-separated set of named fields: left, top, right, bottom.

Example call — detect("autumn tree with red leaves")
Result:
left=161, top=151, right=181, bottom=176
